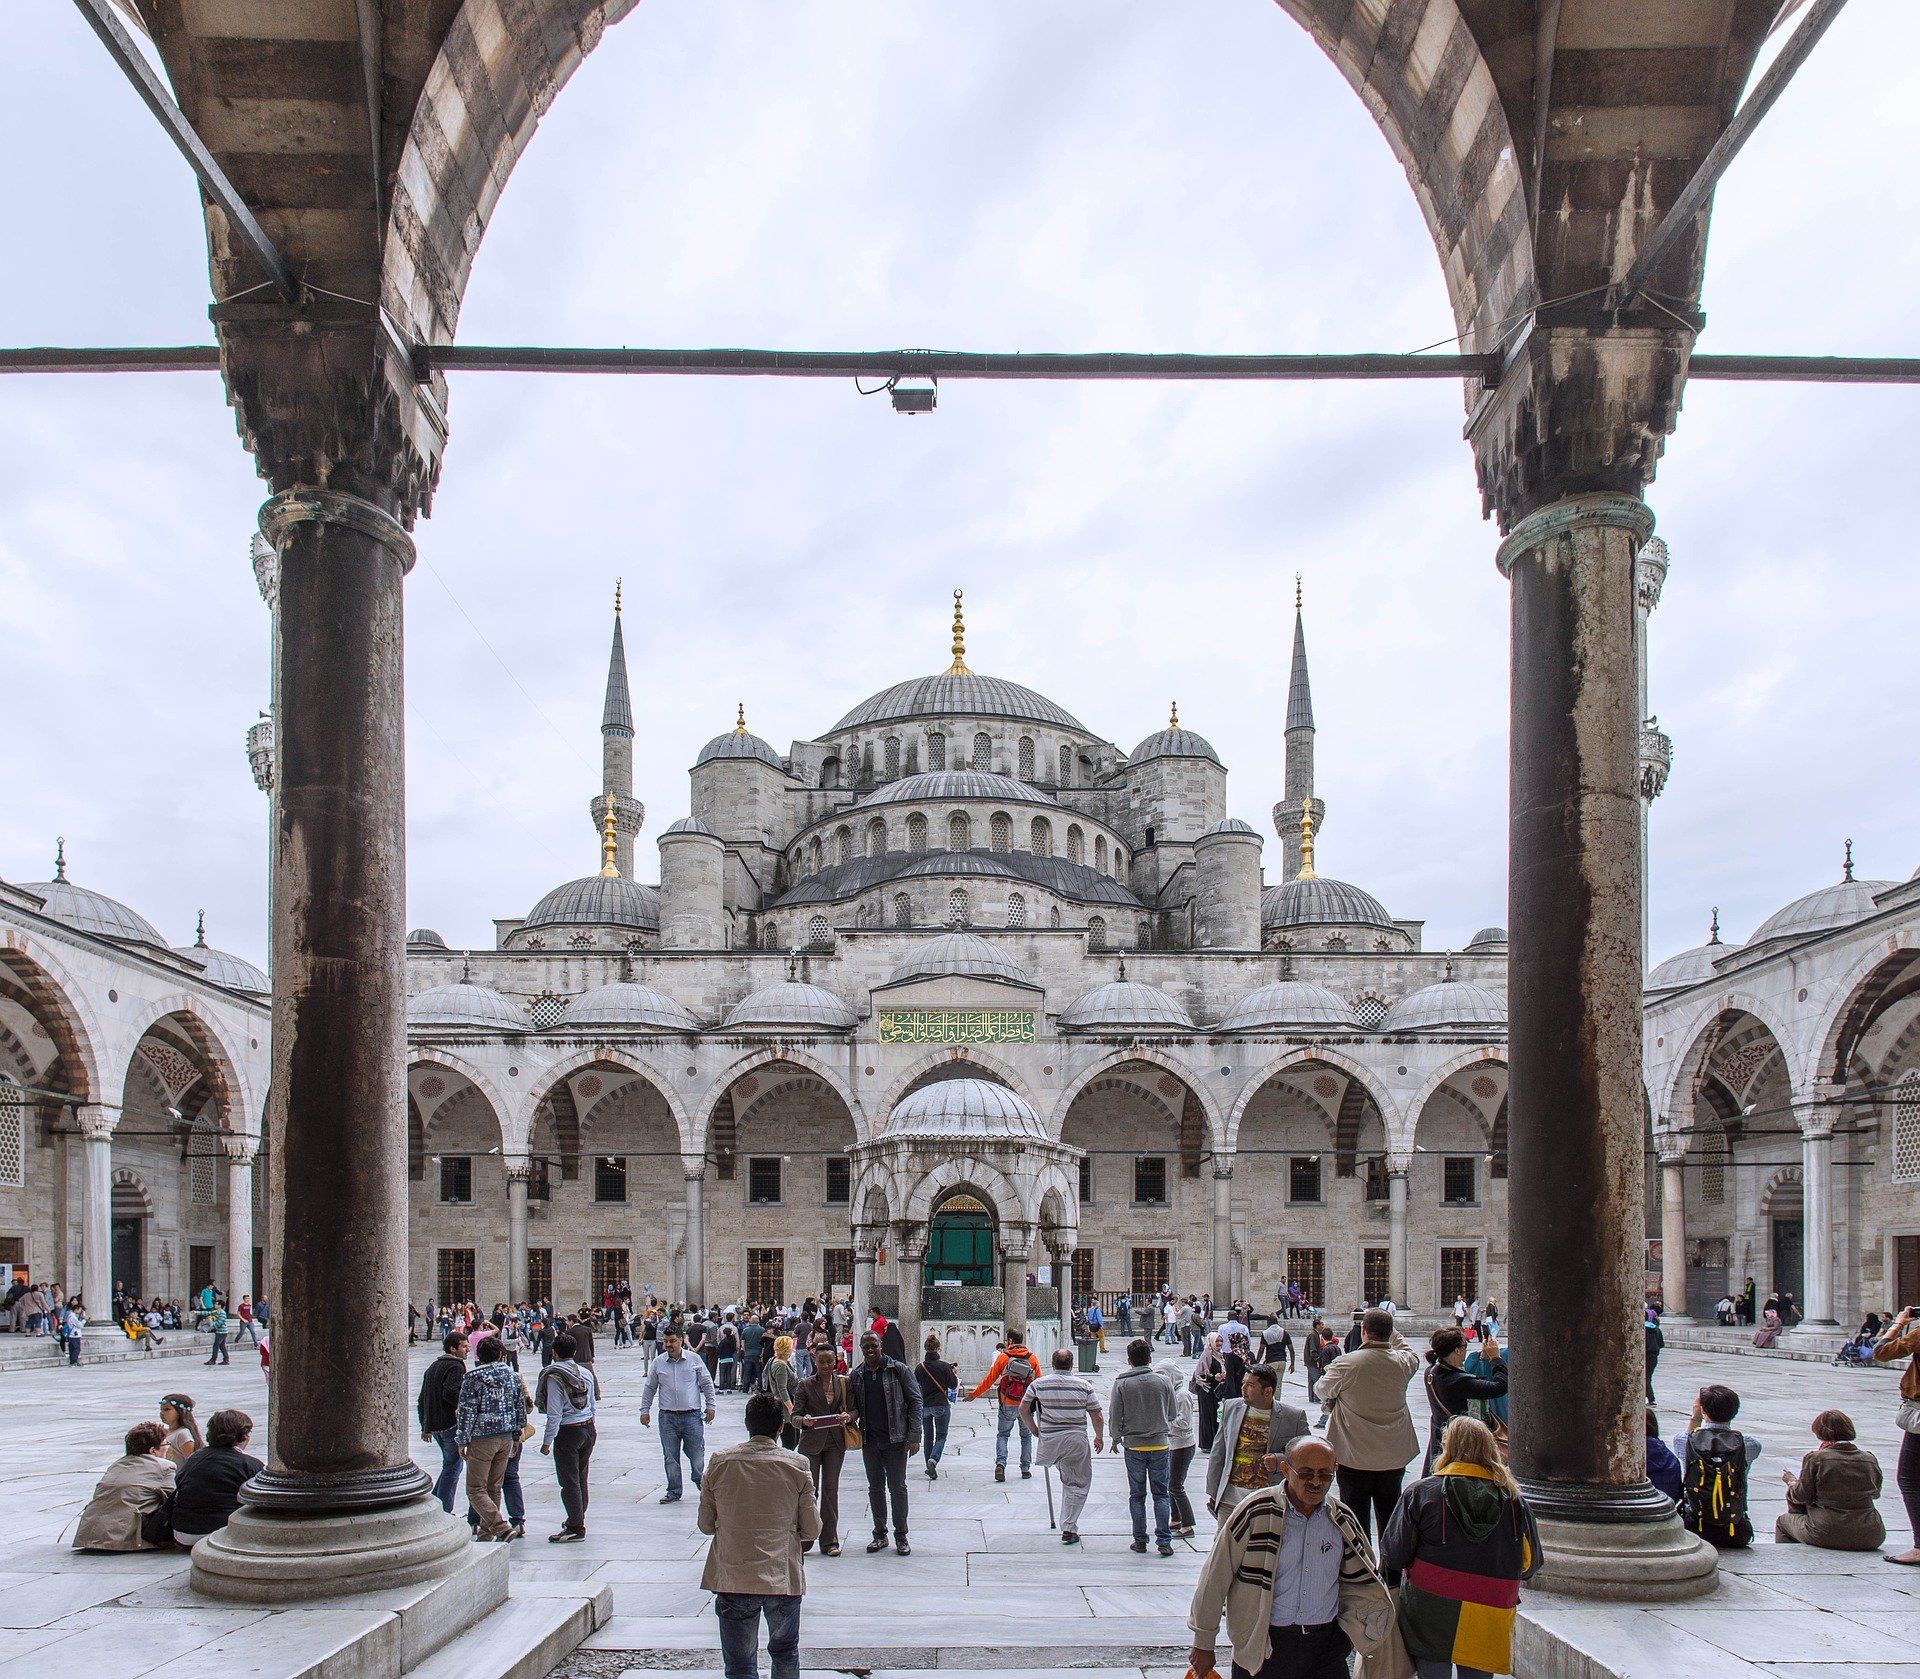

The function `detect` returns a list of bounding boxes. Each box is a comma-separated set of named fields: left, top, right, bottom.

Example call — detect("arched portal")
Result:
left=924, top=1189, right=997, bottom=1289
left=1409, top=1059, right=1510, bottom=1313
left=407, top=1058, right=512, bottom=1305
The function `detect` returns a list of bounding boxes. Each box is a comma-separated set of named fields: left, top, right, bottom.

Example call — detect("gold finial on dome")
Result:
left=1298, top=803, right=1317, bottom=881
left=614, top=577, right=622, bottom=616
left=734, top=703, right=748, bottom=735
left=1168, top=701, right=1179, bottom=730
left=947, top=590, right=970, bottom=674
left=599, top=801, right=620, bottom=879
left=1295, top=573, right=1302, bottom=613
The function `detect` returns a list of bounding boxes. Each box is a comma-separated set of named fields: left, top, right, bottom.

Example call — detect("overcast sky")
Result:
left=4, top=1, right=1915, bottom=971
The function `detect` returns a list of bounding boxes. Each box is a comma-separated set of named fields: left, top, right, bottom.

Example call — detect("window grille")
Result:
left=807, top=915, right=832, bottom=950
left=1059, top=745, right=1072, bottom=786
left=1031, top=818, right=1052, bottom=857
left=948, top=889, right=970, bottom=928
left=1006, top=892, right=1026, bottom=928
left=1440, top=1247, right=1480, bottom=1304
left=1326, top=934, right=1348, bottom=951
left=973, top=733, right=992, bottom=771
left=1078, top=1155, right=1093, bottom=1202
left=595, top=1155, right=628, bottom=1203
left=748, top=1157, right=783, bottom=1205
left=1133, top=1156, right=1168, bottom=1205
left=1066, top=825, right=1084, bottom=864
left=1285, top=1247, right=1326, bottom=1305
left=825, top=1156, right=851, bottom=1205
left=591, top=1248, right=629, bottom=1300
left=822, top=1248, right=855, bottom=1292
left=867, top=818, right=887, bottom=857
left=1701, top=1127, right=1729, bottom=1202
left=907, top=814, right=928, bottom=853
left=1130, top=1247, right=1170, bottom=1296
left=1088, top=916, right=1107, bottom=950
left=949, top=812, right=972, bottom=851
left=1018, top=737, right=1035, bottom=780
left=437, top=1249, right=477, bottom=1305
left=1443, top=1156, right=1477, bottom=1204
left=1895, top=1072, right=1920, bottom=1184
left=836, top=827, right=852, bottom=865
left=928, top=733, right=946, bottom=771
left=527, top=1248, right=553, bottom=1303
left=0, top=1078, right=24, bottom=1188
left=747, top=1248, right=785, bottom=1302
left=884, top=737, right=901, bottom=779
left=529, top=992, right=568, bottom=1029
left=1289, top=1155, right=1322, bottom=1203
left=568, top=933, right=592, bottom=949
left=190, top=1118, right=217, bottom=1205
left=990, top=812, right=1012, bottom=852
left=1072, top=1248, right=1095, bottom=1298
left=1362, top=1248, right=1391, bottom=1303
left=1050, top=906, right=1062, bottom=928
left=1353, top=993, right=1388, bottom=1029
left=762, top=922, right=779, bottom=949
left=893, top=893, right=912, bottom=929
left=440, top=1155, right=473, bottom=1204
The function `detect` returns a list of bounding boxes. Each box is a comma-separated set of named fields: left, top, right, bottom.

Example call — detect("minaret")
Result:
left=1636, top=537, right=1673, bottom=972
left=590, top=581, right=645, bottom=876
left=1272, top=576, right=1325, bottom=880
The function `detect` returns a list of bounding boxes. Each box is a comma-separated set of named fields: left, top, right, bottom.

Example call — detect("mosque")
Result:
left=2, top=556, right=1915, bottom=1350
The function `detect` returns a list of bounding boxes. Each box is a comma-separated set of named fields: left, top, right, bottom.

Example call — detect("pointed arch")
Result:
left=697, top=1045, right=862, bottom=1153
left=1226, top=1046, right=1397, bottom=1152
left=1807, top=932, right=1920, bottom=1091
left=118, top=995, right=258, bottom=1137
left=876, top=1048, right=1036, bottom=1133
left=0, top=932, right=107, bottom=1103
left=1651, top=992, right=1803, bottom=1132
left=1405, top=1049, right=1510, bottom=1135
left=901, top=1155, right=1027, bottom=1227
left=407, top=1047, right=521, bottom=1149
left=1054, top=1046, right=1222, bottom=1151
left=524, top=1047, right=692, bottom=1155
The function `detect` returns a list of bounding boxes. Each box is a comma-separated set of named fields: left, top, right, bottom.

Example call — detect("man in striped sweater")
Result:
left=1020, top=1348, right=1104, bottom=1544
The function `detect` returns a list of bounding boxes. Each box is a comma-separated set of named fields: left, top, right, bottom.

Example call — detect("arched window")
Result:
left=807, top=915, right=832, bottom=951
left=568, top=932, right=592, bottom=949
left=809, top=837, right=823, bottom=874
left=1111, top=846, right=1125, bottom=876
left=1326, top=934, right=1349, bottom=952
left=820, top=757, right=840, bottom=789
left=893, top=893, right=912, bottom=929
left=1006, top=892, right=1026, bottom=928
left=1049, top=905, right=1062, bottom=928
left=1895, top=1070, right=1920, bottom=1184
left=972, top=732, right=992, bottom=771
left=1087, top=916, right=1107, bottom=951
left=0, top=1076, right=23, bottom=1188
left=1066, top=824, right=1084, bottom=864
left=948, top=888, right=970, bottom=928
left=836, top=826, right=853, bottom=866
left=1018, top=736, right=1035, bottom=780
left=948, top=812, right=972, bottom=851
left=990, top=812, right=1012, bottom=853
left=866, top=817, right=887, bottom=858
left=928, top=732, right=946, bottom=771
left=190, top=1115, right=217, bottom=1206
left=855, top=901, right=871, bottom=927
left=762, top=921, right=779, bottom=949
left=907, top=813, right=928, bottom=853
left=884, top=737, right=900, bottom=779
left=1030, top=817, right=1052, bottom=858
left=1094, top=835, right=1108, bottom=873
left=1058, top=744, right=1072, bottom=786
left=1137, top=917, right=1153, bottom=948
left=1701, top=1124, right=1729, bottom=1203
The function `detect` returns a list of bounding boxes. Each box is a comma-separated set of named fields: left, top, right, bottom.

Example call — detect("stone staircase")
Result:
left=0, top=1326, right=222, bottom=1370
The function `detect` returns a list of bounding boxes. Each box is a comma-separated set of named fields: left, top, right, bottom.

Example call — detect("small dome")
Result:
left=566, top=981, right=700, bottom=1033
left=1060, top=981, right=1193, bottom=1032
left=407, top=928, right=448, bottom=949
left=662, top=817, right=717, bottom=837
left=1217, top=981, right=1359, bottom=1033
left=1200, top=818, right=1259, bottom=839
left=832, top=673, right=1084, bottom=734
left=1646, top=939, right=1741, bottom=991
left=1751, top=876, right=1896, bottom=946
left=1465, top=926, right=1508, bottom=951
left=889, top=930, right=1031, bottom=987
left=523, top=875, right=660, bottom=932
left=696, top=729, right=785, bottom=771
left=22, top=878, right=166, bottom=946
left=884, top=1077, right=1046, bottom=1141
left=1262, top=876, right=1393, bottom=932
left=856, top=771, right=1058, bottom=810
left=722, top=981, right=857, bottom=1032
left=1381, top=980, right=1507, bottom=1034
left=408, top=983, right=527, bottom=1033
left=1130, top=726, right=1220, bottom=766
left=178, top=943, right=268, bottom=994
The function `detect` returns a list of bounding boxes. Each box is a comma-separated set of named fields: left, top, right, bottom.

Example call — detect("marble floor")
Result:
left=0, top=1336, right=1911, bottom=1678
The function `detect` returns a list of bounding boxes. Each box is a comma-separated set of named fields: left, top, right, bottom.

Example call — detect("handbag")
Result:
left=1896, top=1397, right=1920, bottom=1435
left=839, top=1376, right=863, bottom=1451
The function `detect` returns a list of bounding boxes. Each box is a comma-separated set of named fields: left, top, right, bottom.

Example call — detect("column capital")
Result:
left=682, top=1159, right=708, bottom=1183
left=222, top=1134, right=260, bottom=1166
left=76, top=1104, right=116, bottom=1142
left=1494, top=492, right=1655, bottom=578
left=260, top=489, right=416, bottom=575
left=504, top=1156, right=535, bottom=1184
left=1656, top=1142, right=1689, bottom=1169
left=1211, top=1162, right=1234, bottom=1181
left=1797, top=1104, right=1840, bottom=1142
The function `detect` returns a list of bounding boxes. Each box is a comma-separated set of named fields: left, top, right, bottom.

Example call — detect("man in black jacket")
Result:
left=417, top=1331, right=469, bottom=1512
left=847, top=1330, right=922, bottom=1555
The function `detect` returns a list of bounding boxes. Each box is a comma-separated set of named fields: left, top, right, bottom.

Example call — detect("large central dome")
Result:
left=830, top=672, right=1085, bottom=735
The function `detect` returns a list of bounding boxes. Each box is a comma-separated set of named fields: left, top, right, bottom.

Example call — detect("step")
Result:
left=409, top=1584, right=611, bottom=1679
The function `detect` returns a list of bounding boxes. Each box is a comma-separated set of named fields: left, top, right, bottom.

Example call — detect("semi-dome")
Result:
left=883, top=1077, right=1046, bottom=1141
left=1201, top=818, right=1259, bottom=839
left=1262, top=876, right=1394, bottom=932
left=1381, top=980, right=1507, bottom=1034
left=1465, top=926, right=1508, bottom=951
left=832, top=672, right=1084, bottom=735
left=889, top=930, right=1031, bottom=987
left=565, top=981, right=700, bottom=1032
left=1129, top=724, right=1220, bottom=766
left=523, top=875, right=661, bottom=932
left=1647, top=939, right=1740, bottom=991
left=1060, top=981, right=1193, bottom=1032
left=662, top=816, right=716, bottom=836
left=178, top=941, right=268, bottom=994
left=408, top=982, right=527, bottom=1033
left=407, top=928, right=448, bottom=949
left=22, top=874, right=166, bottom=946
left=722, top=981, right=857, bottom=1032
left=856, top=771, right=1058, bottom=809
left=1750, top=874, right=1896, bottom=946
left=1217, top=981, right=1359, bottom=1033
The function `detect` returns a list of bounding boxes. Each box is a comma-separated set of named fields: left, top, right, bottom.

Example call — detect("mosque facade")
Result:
left=3, top=556, right=1915, bottom=1340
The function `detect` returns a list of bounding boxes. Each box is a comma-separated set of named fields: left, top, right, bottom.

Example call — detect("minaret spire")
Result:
left=1286, top=581, right=1315, bottom=733
left=1274, top=579, right=1324, bottom=879
left=601, top=580, right=633, bottom=736
left=591, top=581, right=643, bottom=874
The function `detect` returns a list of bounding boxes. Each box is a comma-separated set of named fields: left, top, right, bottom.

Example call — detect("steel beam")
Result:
left=70, top=0, right=299, bottom=304
left=1615, top=0, right=1850, bottom=311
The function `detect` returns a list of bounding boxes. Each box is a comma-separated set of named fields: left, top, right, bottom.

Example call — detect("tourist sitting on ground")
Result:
left=1673, top=1383, right=1761, bottom=1548
left=171, top=1408, right=264, bottom=1548
left=1381, top=1414, right=1541, bottom=1679
left=1774, top=1409, right=1885, bottom=1552
left=1646, top=1407, right=1684, bottom=1505
left=73, top=1421, right=178, bottom=1552
left=159, top=1394, right=202, bottom=1465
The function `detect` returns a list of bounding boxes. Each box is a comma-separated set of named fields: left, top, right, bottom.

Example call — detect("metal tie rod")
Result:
left=4, top=347, right=1920, bottom=383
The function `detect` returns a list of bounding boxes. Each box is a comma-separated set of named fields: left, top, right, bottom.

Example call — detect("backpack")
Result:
left=998, top=1351, right=1035, bottom=1404
left=1681, top=1434, right=1754, bottom=1548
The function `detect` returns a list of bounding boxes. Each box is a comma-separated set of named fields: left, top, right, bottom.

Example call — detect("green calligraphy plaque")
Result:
left=877, top=1009, right=1036, bottom=1045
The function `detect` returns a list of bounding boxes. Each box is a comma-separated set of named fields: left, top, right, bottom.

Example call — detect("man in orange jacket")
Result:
left=970, top=1329, right=1042, bottom=1482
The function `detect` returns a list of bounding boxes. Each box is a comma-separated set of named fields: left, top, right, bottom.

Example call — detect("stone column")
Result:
left=226, top=1138, right=258, bottom=1306
left=192, top=490, right=466, bottom=1603
left=1658, top=1147, right=1690, bottom=1322
left=78, top=1105, right=115, bottom=1323
left=1210, top=1165, right=1234, bottom=1306
left=851, top=1233, right=878, bottom=1333
left=1002, top=1223, right=1032, bottom=1335
left=683, top=1169, right=706, bottom=1307
left=1497, top=492, right=1715, bottom=1598
left=895, top=1227, right=926, bottom=1364
left=1798, top=1105, right=1839, bottom=1327
left=506, top=1160, right=531, bottom=1304
left=1387, top=1166, right=1410, bottom=1308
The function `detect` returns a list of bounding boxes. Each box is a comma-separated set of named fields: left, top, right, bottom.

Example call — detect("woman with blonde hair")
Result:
left=1381, top=1416, right=1540, bottom=1678
left=764, top=1334, right=800, bottom=1449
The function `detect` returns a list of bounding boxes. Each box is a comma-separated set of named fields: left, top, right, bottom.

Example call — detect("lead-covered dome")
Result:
left=565, top=981, right=700, bottom=1032
left=1751, top=874, right=1896, bottom=946
left=22, top=875, right=166, bottom=946
left=407, top=928, right=448, bottom=949
left=523, top=875, right=661, bottom=932
left=1647, top=938, right=1740, bottom=991
left=696, top=728, right=785, bottom=771
left=722, top=981, right=857, bottom=1032
left=1217, top=981, right=1359, bottom=1033
left=856, top=771, right=1058, bottom=810
left=662, top=816, right=717, bottom=836
left=408, top=982, right=527, bottom=1033
left=1262, top=877, right=1394, bottom=932
left=1129, top=724, right=1220, bottom=766
left=178, top=940, right=268, bottom=994
left=1465, top=926, right=1507, bottom=952
left=832, top=672, right=1084, bottom=734
left=884, top=1077, right=1046, bottom=1140
left=1381, top=980, right=1507, bottom=1034
left=1060, top=981, right=1193, bottom=1032
left=889, top=930, right=1031, bottom=987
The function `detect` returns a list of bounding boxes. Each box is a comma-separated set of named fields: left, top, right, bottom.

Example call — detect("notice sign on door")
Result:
left=877, top=1009, right=1037, bottom=1045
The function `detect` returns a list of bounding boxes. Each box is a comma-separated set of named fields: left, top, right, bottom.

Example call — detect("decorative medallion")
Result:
left=1471, top=1075, right=1498, bottom=1100
left=576, top=1075, right=602, bottom=1100
left=417, top=1076, right=446, bottom=1100
left=738, top=1076, right=759, bottom=1097
left=1158, top=1075, right=1182, bottom=1097
left=1313, top=1075, right=1338, bottom=1099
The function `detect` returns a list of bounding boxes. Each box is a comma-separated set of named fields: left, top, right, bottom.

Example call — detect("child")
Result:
left=1673, top=1384, right=1760, bottom=1547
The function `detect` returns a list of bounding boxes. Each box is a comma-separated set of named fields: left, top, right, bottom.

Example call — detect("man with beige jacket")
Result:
left=1312, top=1307, right=1420, bottom=1561
left=699, top=1393, right=823, bottom=1679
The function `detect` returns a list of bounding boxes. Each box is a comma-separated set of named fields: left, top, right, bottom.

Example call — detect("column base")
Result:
left=191, top=1493, right=471, bottom=1604
left=1531, top=1512, right=1718, bottom=1601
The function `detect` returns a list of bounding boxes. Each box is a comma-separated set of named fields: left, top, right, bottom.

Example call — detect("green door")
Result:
left=925, top=1207, right=995, bottom=1288
left=1771, top=1217, right=1804, bottom=1307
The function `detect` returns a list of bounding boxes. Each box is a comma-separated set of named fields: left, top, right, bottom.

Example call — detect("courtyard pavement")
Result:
left=0, top=1336, right=1911, bottom=1678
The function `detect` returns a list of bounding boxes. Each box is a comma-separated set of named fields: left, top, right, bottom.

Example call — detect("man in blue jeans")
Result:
left=1108, top=1337, right=1177, bottom=1555
left=641, top=1325, right=718, bottom=1503
left=416, top=1330, right=470, bottom=1512
left=700, top=1393, right=820, bottom=1679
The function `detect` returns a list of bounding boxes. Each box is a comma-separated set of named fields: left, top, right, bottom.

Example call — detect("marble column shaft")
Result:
left=227, top=1145, right=256, bottom=1306
left=79, top=1106, right=114, bottom=1322
left=1659, top=1155, right=1689, bottom=1320
left=1800, top=1115, right=1837, bottom=1325
left=1210, top=1167, right=1233, bottom=1306
left=506, top=1167, right=531, bottom=1304
left=683, top=1172, right=706, bottom=1306
left=1387, top=1170, right=1409, bottom=1308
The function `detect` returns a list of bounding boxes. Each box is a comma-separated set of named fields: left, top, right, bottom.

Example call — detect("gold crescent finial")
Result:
left=1295, top=573, right=1302, bottom=613
left=1169, top=701, right=1179, bottom=730
left=53, top=836, right=67, bottom=883
left=947, top=590, right=970, bottom=674
left=734, top=703, right=748, bottom=735
left=614, top=578, right=622, bottom=615
left=599, top=801, right=620, bottom=878
left=1298, top=803, right=1317, bottom=880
